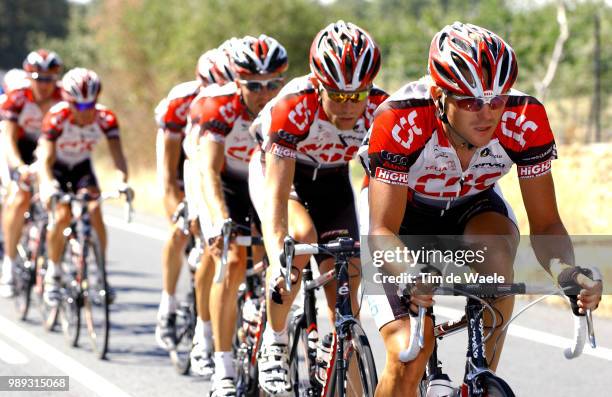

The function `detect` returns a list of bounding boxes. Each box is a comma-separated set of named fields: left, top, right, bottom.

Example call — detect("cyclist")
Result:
left=38, top=68, right=130, bottom=305
left=188, top=34, right=287, bottom=396
left=153, top=44, right=235, bottom=375
left=0, top=50, right=63, bottom=298
left=249, top=21, right=388, bottom=395
left=363, top=22, right=603, bottom=396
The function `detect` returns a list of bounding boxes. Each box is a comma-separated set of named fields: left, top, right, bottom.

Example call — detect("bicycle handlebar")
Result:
left=399, top=281, right=596, bottom=363
left=214, top=219, right=263, bottom=284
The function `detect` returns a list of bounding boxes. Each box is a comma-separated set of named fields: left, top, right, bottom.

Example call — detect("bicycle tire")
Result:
left=59, top=283, right=81, bottom=347
left=38, top=258, right=59, bottom=332
left=82, top=238, right=110, bottom=359
left=235, top=294, right=265, bottom=397
left=288, top=310, right=320, bottom=397
left=14, top=225, right=36, bottom=321
left=481, top=374, right=515, bottom=397
left=170, top=301, right=195, bottom=375
left=325, top=323, right=378, bottom=397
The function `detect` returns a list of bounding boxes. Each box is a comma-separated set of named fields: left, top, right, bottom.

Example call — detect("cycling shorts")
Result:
left=361, top=184, right=518, bottom=330
left=53, top=159, right=99, bottom=194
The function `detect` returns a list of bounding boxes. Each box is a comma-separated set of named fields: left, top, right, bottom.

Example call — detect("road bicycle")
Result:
left=283, top=237, right=378, bottom=397
left=51, top=187, right=133, bottom=359
left=400, top=266, right=600, bottom=397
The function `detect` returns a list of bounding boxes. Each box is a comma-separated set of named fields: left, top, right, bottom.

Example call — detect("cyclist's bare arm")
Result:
left=519, top=172, right=602, bottom=312
left=161, top=133, right=182, bottom=200
left=198, top=132, right=229, bottom=226
left=38, top=138, right=56, bottom=184
left=369, top=177, right=433, bottom=311
left=107, top=138, right=129, bottom=183
left=3, top=120, right=25, bottom=169
left=262, top=151, right=295, bottom=271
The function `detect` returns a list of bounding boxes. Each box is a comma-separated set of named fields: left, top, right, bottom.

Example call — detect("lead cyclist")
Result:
left=361, top=22, right=603, bottom=397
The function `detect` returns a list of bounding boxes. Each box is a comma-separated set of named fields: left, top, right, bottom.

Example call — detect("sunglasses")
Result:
left=448, top=93, right=508, bottom=112
left=73, top=101, right=96, bottom=111
left=30, top=73, right=58, bottom=83
left=323, top=87, right=370, bottom=104
left=238, top=78, right=284, bottom=92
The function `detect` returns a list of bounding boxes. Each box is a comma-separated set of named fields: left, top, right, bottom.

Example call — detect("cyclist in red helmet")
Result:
left=38, top=68, right=131, bottom=305
left=188, top=34, right=288, bottom=396
left=0, top=49, right=63, bottom=297
left=362, top=22, right=602, bottom=396
left=249, top=21, right=388, bottom=395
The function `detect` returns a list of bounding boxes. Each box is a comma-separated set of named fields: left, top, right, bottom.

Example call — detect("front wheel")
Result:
left=82, top=239, right=109, bottom=359
left=479, top=374, right=515, bottom=397
left=325, top=323, right=378, bottom=397
left=170, top=300, right=195, bottom=375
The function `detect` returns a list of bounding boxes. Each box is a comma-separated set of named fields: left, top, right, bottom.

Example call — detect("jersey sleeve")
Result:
left=498, top=96, right=557, bottom=179
left=189, top=95, right=234, bottom=143
left=156, top=96, right=192, bottom=134
left=96, top=108, right=120, bottom=139
left=0, top=89, right=27, bottom=121
left=367, top=101, right=433, bottom=186
left=262, top=91, right=317, bottom=159
left=42, top=109, right=66, bottom=141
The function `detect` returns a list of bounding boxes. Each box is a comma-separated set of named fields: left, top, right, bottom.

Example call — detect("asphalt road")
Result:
left=1, top=207, right=611, bottom=396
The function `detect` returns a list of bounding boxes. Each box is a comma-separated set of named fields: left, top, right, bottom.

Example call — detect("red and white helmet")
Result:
left=61, top=68, right=102, bottom=104
left=196, top=42, right=236, bottom=85
left=229, top=35, right=288, bottom=76
left=22, top=49, right=63, bottom=74
left=428, top=22, right=518, bottom=97
left=309, top=20, right=381, bottom=92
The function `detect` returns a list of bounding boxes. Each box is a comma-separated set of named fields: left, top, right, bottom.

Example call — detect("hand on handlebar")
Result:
left=403, top=281, right=436, bottom=315
left=575, top=273, right=602, bottom=314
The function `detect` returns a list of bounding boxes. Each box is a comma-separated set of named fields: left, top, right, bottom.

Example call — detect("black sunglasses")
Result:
left=239, top=78, right=284, bottom=92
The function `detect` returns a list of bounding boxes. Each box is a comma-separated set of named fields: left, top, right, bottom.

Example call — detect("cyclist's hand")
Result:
left=576, top=273, right=602, bottom=314
left=208, top=235, right=224, bottom=258
left=404, top=281, right=435, bottom=314
left=40, top=180, right=61, bottom=208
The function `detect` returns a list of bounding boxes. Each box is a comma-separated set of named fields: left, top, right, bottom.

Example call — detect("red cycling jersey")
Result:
left=188, top=83, right=258, bottom=179
left=254, top=75, right=388, bottom=169
left=0, top=85, right=62, bottom=141
left=366, top=78, right=557, bottom=202
left=154, top=80, right=201, bottom=135
left=42, top=102, right=120, bottom=167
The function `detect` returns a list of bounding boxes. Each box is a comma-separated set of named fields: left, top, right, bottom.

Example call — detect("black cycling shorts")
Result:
left=292, top=165, right=359, bottom=263
left=53, top=159, right=99, bottom=194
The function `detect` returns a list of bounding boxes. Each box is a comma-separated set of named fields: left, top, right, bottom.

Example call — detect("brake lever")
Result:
left=282, top=236, right=295, bottom=293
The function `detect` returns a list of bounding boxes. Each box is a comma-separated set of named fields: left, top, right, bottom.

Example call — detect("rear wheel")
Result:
left=289, top=311, right=320, bottom=397
left=170, top=300, right=195, bottom=375
left=82, top=238, right=109, bottom=359
left=14, top=225, right=36, bottom=321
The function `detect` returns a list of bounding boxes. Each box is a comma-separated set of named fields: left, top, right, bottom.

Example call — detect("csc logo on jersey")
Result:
left=288, top=98, right=312, bottom=131
left=219, top=103, right=236, bottom=124
left=391, top=110, right=422, bottom=149
left=501, top=111, right=538, bottom=148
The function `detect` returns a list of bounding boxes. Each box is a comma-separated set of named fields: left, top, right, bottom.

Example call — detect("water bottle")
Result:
left=315, top=332, right=335, bottom=386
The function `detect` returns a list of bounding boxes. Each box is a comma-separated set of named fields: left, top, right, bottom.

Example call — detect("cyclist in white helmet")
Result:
left=38, top=68, right=131, bottom=305
left=153, top=45, right=235, bottom=381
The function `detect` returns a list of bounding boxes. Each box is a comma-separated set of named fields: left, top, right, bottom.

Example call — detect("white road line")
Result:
left=434, top=305, right=612, bottom=361
left=0, top=314, right=132, bottom=397
left=105, top=215, right=612, bottom=361
left=0, top=336, right=29, bottom=365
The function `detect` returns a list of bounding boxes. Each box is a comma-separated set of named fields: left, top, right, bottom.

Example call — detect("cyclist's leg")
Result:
left=1, top=183, right=31, bottom=292
left=376, top=316, right=435, bottom=397
left=265, top=198, right=317, bottom=333
left=463, top=212, right=518, bottom=372
left=209, top=242, right=246, bottom=382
